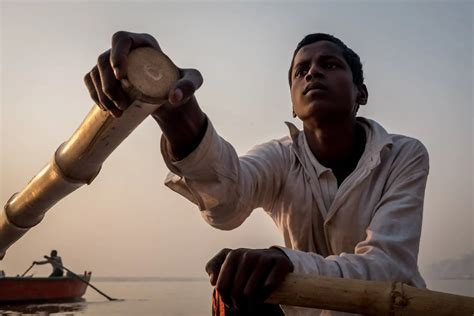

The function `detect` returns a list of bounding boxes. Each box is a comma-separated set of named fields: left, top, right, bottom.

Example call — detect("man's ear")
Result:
left=356, top=84, right=368, bottom=106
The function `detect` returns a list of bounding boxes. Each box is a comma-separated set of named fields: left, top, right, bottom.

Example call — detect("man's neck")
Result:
left=303, top=118, right=366, bottom=184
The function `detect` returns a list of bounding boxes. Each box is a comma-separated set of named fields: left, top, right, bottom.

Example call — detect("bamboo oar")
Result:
left=20, top=262, right=35, bottom=277
left=44, top=256, right=120, bottom=302
left=266, top=273, right=474, bottom=316
left=0, top=47, right=179, bottom=259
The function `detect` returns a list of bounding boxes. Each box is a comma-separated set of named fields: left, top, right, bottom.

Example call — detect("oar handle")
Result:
left=44, top=256, right=119, bottom=301
left=266, top=273, right=474, bottom=316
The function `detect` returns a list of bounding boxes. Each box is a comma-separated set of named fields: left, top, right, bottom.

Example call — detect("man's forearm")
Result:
left=35, top=260, right=48, bottom=265
left=152, top=96, right=208, bottom=161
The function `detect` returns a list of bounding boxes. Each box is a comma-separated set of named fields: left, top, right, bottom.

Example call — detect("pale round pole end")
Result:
left=123, top=47, right=180, bottom=104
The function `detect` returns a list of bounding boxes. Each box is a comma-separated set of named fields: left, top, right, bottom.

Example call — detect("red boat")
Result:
left=0, top=272, right=91, bottom=304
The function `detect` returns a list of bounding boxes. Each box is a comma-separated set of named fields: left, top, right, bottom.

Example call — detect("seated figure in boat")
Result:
left=34, top=250, right=64, bottom=277
left=84, top=32, right=429, bottom=315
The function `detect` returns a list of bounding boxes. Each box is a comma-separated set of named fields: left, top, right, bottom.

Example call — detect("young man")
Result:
left=85, top=32, right=429, bottom=315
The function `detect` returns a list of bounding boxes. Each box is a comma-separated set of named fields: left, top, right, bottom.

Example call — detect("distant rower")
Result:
left=34, top=250, right=64, bottom=277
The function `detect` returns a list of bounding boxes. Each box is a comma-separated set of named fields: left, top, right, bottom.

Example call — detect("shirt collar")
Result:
left=302, top=134, right=331, bottom=178
left=356, top=117, right=394, bottom=169
left=284, top=117, right=394, bottom=171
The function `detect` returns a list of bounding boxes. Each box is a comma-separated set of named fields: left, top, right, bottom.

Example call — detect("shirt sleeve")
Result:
left=161, top=118, right=290, bottom=230
left=275, top=140, right=429, bottom=287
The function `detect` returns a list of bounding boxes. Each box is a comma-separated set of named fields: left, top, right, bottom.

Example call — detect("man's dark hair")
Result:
left=288, top=33, right=364, bottom=87
left=51, top=250, right=58, bottom=257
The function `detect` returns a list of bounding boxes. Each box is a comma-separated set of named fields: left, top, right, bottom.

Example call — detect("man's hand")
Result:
left=84, top=31, right=203, bottom=117
left=205, top=248, right=293, bottom=312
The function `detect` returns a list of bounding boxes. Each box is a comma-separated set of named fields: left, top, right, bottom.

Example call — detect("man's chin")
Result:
left=299, top=102, right=333, bottom=118
left=299, top=105, right=349, bottom=124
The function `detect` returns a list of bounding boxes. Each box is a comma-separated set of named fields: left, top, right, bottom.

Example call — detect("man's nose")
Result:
left=305, top=65, right=323, bottom=82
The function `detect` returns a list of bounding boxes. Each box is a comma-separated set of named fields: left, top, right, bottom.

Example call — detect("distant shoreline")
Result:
left=92, top=276, right=208, bottom=282
left=427, top=278, right=474, bottom=281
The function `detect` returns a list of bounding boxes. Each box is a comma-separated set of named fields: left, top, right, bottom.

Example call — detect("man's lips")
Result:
left=303, top=82, right=329, bottom=95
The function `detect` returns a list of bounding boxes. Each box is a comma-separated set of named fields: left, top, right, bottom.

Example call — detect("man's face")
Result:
left=290, top=41, right=361, bottom=124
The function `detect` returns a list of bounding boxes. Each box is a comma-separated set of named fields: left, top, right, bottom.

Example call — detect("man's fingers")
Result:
left=84, top=72, right=100, bottom=107
left=261, top=261, right=290, bottom=301
left=231, top=251, right=259, bottom=309
left=181, top=68, right=203, bottom=91
left=216, top=249, right=241, bottom=306
left=97, top=50, right=129, bottom=110
left=110, top=31, right=161, bottom=80
left=85, top=32, right=174, bottom=116
left=90, top=67, right=123, bottom=117
left=207, top=248, right=292, bottom=312
left=242, top=257, right=271, bottom=300
left=110, top=34, right=132, bottom=80
left=205, top=248, right=231, bottom=286
left=168, top=68, right=203, bottom=105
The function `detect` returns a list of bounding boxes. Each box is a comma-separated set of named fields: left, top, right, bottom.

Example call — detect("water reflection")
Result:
left=0, top=300, right=87, bottom=315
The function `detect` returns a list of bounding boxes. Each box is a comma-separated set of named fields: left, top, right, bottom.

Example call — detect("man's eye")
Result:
left=295, top=69, right=307, bottom=78
left=324, top=63, right=338, bottom=69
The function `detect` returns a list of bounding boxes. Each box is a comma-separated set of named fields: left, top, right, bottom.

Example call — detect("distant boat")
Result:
left=0, top=272, right=91, bottom=304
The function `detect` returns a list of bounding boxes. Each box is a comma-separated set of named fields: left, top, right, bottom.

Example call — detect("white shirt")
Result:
left=303, top=136, right=339, bottom=212
left=50, top=256, right=63, bottom=271
left=162, top=117, right=429, bottom=315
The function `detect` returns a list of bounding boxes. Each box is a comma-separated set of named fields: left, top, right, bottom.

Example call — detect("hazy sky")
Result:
left=1, top=1, right=472, bottom=280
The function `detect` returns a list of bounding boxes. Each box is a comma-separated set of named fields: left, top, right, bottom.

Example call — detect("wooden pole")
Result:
left=266, top=273, right=474, bottom=316
left=20, top=262, right=35, bottom=277
left=0, top=47, right=179, bottom=258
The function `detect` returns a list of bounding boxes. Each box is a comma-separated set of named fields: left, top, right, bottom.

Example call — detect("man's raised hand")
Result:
left=84, top=31, right=203, bottom=117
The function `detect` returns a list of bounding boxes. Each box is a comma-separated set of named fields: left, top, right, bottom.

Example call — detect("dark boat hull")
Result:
left=0, top=273, right=91, bottom=304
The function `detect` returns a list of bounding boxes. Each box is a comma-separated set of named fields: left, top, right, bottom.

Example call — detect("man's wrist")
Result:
left=153, top=96, right=208, bottom=161
left=269, top=247, right=294, bottom=272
